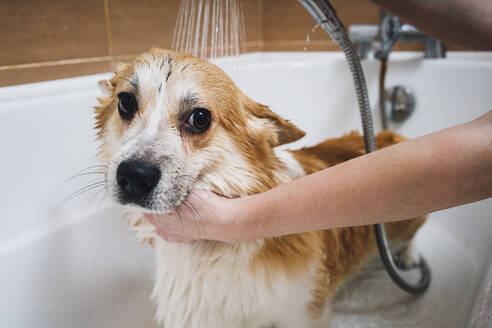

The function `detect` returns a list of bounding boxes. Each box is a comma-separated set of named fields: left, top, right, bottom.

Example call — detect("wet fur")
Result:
left=95, top=48, right=425, bottom=327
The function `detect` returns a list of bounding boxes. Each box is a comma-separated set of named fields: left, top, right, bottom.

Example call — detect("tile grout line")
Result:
left=0, top=41, right=265, bottom=71
left=0, top=55, right=136, bottom=71
left=258, top=0, right=264, bottom=51
left=0, top=40, right=338, bottom=73
left=103, top=0, right=114, bottom=57
left=262, top=40, right=337, bottom=46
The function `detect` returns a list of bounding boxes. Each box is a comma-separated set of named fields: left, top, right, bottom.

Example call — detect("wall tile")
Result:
left=0, top=0, right=465, bottom=87
left=108, top=0, right=179, bottom=56
left=0, top=61, right=112, bottom=87
left=262, top=0, right=379, bottom=51
left=108, top=0, right=262, bottom=56
left=0, top=0, right=108, bottom=66
left=243, top=0, right=263, bottom=49
left=261, top=0, right=438, bottom=52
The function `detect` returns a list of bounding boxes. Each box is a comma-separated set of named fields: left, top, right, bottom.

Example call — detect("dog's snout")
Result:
left=116, top=160, right=161, bottom=199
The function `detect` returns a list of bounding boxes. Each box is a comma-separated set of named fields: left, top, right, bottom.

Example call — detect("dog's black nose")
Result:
left=116, top=160, right=161, bottom=199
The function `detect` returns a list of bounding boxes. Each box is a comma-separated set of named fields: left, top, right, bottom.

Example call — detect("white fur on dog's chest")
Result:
left=151, top=239, right=317, bottom=328
left=140, top=149, right=315, bottom=327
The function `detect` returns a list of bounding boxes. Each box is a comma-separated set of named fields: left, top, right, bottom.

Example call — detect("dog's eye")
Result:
left=117, top=92, right=138, bottom=121
left=187, top=108, right=211, bottom=133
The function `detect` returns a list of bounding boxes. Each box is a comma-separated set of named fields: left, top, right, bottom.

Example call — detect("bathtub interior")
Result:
left=0, top=52, right=491, bottom=328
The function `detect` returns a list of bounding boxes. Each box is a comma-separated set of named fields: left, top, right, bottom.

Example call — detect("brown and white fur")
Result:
left=95, top=48, right=425, bottom=327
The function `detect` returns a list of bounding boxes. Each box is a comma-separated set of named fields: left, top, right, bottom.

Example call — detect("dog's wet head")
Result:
left=95, top=48, right=304, bottom=213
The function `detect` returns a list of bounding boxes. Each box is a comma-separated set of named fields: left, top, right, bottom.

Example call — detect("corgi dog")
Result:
left=95, top=48, right=425, bottom=327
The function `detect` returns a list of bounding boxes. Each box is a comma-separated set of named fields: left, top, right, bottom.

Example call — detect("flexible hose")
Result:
left=376, top=57, right=430, bottom=293
left=375, top=224, right=431, bottom=293
left=336, top=28, right=376, bottom=153
left=298, top=0, right=431, bottom=294
left=379, top=58, right=389, bottom=130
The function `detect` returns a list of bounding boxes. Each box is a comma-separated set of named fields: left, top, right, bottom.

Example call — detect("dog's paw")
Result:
left=394, top=243, right=421, bottom=270
left=125, top=211, right=158, bottom=247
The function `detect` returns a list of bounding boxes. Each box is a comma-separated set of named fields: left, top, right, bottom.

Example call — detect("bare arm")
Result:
left=370, top=0, right=492, bottom=50
left=147, top=111, right=492, bottom=243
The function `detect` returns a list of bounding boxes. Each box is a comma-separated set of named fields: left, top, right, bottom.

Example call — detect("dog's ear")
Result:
left=98, top=61, right=128, bottom=96
left=244, top=99, right=305, bottom=146
left=110, top=60, right=128, bottom=73
left=98, top=79, right=113, bottom=97
left=97, top=61, right=126, bottom=97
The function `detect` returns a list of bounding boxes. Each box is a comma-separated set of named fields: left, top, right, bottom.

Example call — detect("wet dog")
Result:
left=95, top=48, right=425, bottom=327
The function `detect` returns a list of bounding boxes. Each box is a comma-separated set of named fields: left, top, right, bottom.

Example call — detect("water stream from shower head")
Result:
left=171, top=0, right=246, bottom=59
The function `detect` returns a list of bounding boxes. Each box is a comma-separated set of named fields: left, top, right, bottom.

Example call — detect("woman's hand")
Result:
left=144, top=190, right=245, bottom=243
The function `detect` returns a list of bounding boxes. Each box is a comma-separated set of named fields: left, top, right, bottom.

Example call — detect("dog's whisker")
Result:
left=52, top=165, right=107, bottom=193
left=182, top=200, right=203, bottom=240
left=73, top=164, right=108, bottom=174
left=88, top=186, right=107, bottom=209
left=183, top=199, right=207, bottom=240
left=185, top=190, right=207, bottom=238
left=52, top=172, right=105, bottom=194
left=65, top=171, right=105, bottom=182
left=189, top=189, right=205, bottom=200
left=54, top=181, right=106, bottom=213
left=60, top=182, right=105, bottom=206
left=174, top=208, right=185, bottom=242
left=189, top=190, right=230, bottom=241
left=63, top=181, right=105, bottom=201
left=97, top=192, right=108, bottom=208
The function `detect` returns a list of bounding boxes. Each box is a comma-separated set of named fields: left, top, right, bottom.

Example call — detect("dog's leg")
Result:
left=383, top=216, right=426, bottom=269
left=126, top=210, right=157, bottom=247
left=393, top=242, right=421, bottom=269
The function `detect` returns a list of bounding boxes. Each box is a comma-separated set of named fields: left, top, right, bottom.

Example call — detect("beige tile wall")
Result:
left=0, top=0, right=454, bottom=87
left=261, top=0, right=432, bottom=52
left=262, top=0, right=378, bottom=51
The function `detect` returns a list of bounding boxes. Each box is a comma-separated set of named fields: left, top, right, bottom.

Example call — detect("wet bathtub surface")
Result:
left=0, top=208, right=156, bottom=328
left=332, top=222, right=476, bottom=328
left=0, top=204, right=488, bottom=328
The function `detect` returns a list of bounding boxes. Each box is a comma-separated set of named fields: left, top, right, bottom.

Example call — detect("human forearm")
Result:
left=370, top=0, right=492, bottom=50
left=235, top=111, right=492, bottom=241
left=147, top=112, right=492, bottom=243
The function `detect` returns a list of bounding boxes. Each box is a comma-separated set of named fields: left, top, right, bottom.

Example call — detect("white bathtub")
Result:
left=0, top=52, right=491, bottom=327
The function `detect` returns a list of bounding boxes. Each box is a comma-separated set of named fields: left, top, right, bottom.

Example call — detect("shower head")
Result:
left=297, top=0, right=345, bottom=44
